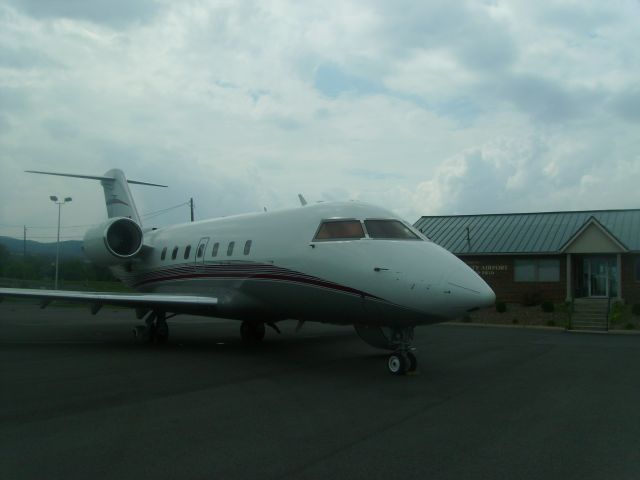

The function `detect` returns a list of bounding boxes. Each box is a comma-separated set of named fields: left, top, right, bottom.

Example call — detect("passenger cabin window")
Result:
left=364, top=220, right=420, bottom=240
left=197, top=243, right=205, bottom=258
left=171, top=246, right=178, bottom=260
left=227, top=241, right=235, bottom=256
left=160, top=247, right=167, bottom=260
left=244, top=240, right=252, bottom=255
left=184, top=245, right=191, bottom=259
left=314, top=220, right=365, bottom=241
left=212, top=242, right=219, bottom=257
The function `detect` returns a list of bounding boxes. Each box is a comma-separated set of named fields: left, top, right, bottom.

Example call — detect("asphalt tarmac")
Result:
left=1, top=303, right=639, bottom=480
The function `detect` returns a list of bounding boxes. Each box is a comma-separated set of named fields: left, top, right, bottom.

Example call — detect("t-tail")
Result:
left=25, top=169, right=167, bottom=225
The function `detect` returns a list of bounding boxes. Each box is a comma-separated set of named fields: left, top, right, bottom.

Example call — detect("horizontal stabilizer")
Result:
left=25, top=170, right=168, bottom=188
left=26, top=168, right=167, bottom=224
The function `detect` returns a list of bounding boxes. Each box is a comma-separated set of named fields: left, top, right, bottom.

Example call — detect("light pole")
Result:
left=50, top=195, right=72, bottom=289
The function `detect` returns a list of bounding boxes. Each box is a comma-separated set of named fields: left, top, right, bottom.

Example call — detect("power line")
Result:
left=0, top=223, right=99, bottom=229
left=17, top=235, right=81, bottom=240
left=0, top=200, right=193, bottom=233
left=141, top=201, right=191, bottom=220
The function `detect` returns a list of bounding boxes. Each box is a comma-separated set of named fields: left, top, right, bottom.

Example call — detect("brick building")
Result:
left=414, top=209, right=640, bottom=305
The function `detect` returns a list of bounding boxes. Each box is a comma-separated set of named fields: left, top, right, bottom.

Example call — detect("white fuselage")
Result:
left=113, top=202, right=495, bottom=327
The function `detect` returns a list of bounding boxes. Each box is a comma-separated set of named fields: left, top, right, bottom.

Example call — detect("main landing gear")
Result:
left=240, top=321, right=265, bottom=344
left=386, top=327, right=417, bottom=375
left=133, top=311, right=169, bottom=344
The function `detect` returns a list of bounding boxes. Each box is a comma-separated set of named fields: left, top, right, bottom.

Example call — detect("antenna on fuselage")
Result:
left=298, top=194, right=307, bottom=206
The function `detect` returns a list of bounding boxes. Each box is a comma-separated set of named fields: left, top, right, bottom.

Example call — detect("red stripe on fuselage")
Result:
left=128, top=270, right=380, bottom=299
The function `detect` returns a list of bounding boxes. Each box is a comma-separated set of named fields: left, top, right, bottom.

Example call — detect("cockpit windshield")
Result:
left=313, top=218, right=423, bottom=241
left=314, top=220, right=365, bottom=241
left=364, top=220, right=420, bottom=240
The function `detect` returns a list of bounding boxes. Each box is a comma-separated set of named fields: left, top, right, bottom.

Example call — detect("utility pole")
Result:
left=23, top=225, right=26, bottom=257
left=190, top=197, right=194, bottom=222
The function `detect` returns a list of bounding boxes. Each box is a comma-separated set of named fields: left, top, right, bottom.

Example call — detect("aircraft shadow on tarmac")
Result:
left=0, top=323, right=392, bottom=367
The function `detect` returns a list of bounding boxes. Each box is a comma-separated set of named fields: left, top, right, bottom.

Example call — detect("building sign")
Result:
left=468, top=264, right=509, bottom=277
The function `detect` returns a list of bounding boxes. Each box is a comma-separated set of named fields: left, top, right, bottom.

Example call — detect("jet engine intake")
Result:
left=83, top=217, right=143, bottom=266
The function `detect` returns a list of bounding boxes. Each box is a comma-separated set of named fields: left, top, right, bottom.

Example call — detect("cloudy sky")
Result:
left=1, top=0, right=639, bottom=241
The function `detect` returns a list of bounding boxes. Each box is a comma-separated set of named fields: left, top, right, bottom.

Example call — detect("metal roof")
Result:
left=413, top=209, right=640, bottom=254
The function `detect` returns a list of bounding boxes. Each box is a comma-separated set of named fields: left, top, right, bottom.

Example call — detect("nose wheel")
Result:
left=387, top=351, right=417, bottom=375
left=386, top=327, right=417, bottom=375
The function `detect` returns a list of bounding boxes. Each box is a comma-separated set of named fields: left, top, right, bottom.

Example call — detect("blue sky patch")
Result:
left=314, top=63, right=385, bottom=98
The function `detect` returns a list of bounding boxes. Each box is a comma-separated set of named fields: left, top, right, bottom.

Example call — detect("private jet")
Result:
left=0, top=169, right=495, bottom=374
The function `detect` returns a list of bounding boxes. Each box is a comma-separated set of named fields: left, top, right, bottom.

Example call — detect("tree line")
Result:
left=0, top=244, right=116, bottom=283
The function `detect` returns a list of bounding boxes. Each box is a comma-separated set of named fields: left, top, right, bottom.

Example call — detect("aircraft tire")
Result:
left=154, top=322, right=169, bottom=344
left=132, top=325, right=150, bottom=343
left=407, top=352, right=417, bottom=372
left=240, top=321, right=266, bottom=344
left=387, top=353, right=408, bottom=375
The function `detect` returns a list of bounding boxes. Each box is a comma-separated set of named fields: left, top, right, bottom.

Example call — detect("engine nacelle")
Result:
left=83, top=217, right=143, bottom=266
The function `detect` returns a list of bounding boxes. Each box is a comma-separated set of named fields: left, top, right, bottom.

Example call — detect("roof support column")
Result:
left=616, top=253, right=622, bottom=302
left=565, top=253, right=572, bottom=302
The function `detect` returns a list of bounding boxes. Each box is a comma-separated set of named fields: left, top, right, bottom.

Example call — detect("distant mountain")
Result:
left=0, top=236, right=85, bottom=258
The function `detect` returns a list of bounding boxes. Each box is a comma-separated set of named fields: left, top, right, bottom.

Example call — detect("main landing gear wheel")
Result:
left=154, top=315, right=169, bottom=344
left=133, top=311, right=169, bottom=344
left=240, top=321, right=266, bottom=344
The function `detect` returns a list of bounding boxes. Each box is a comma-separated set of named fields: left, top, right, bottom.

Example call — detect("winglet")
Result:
left=298, top=194, right=307, bottom=206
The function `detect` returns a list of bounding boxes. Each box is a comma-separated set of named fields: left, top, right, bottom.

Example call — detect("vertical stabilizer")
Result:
left=102, top=169, right=141, bottom=223
left=25, top=169, right=167, bottom=225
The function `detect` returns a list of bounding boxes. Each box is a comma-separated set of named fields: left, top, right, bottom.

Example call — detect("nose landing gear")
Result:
left=387, top=327, right=417, bottom=375
left=387, top=351, right=417, bottom=375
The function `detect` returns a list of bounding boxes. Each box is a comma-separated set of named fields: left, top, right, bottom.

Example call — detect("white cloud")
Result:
left=0, top=0, right=639, bottom=242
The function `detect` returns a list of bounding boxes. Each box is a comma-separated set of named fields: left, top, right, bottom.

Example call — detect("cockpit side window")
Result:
left=364, top=220, right=421, bottom=240
left=314, top=220, right=365, bottom=241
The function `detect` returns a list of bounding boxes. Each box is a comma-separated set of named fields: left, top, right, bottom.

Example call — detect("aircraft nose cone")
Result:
left=447, top=265, right=496, bottom=309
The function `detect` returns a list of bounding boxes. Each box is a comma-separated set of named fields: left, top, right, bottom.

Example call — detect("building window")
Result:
left=171, top=247, right=178, bottom=260
left=212, top=242, right=219, bottom=257
left=184, top=245, right=191, bottom=259
left=514, top=260, right=536, bottom=281
left=635, top=257, right=640, bottom=282
left=160, top=247, right=167, bottom=260
left=514, top=259, right=560, bottom=282
left=244, top=240, right=252, bottom=255
left=538, top=259, right=560, bottom=281
left=227, top=241, right=235, bottom=256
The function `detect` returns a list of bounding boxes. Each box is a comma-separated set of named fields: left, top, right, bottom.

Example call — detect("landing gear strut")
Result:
left=240, top=321, right=265, bottom=344
left=387, top=327, right=417, bottom=375
left=133, top=311, right=169, bottom=344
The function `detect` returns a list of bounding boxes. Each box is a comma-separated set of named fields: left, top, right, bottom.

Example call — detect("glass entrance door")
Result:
left=582, top=257, right=617, bottom=297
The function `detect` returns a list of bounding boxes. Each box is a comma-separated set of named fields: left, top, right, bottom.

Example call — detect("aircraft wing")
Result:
left=0, top=288, right=217, bottom=315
